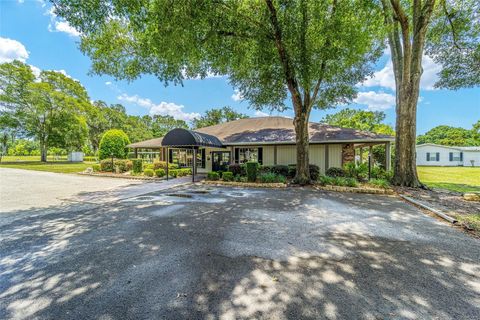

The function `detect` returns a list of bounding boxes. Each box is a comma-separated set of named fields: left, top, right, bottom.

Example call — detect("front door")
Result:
left=212, top=151, right=231, bottom=172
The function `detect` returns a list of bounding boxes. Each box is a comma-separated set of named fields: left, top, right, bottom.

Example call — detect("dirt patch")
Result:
left=395, top=186, right=480, bottom=236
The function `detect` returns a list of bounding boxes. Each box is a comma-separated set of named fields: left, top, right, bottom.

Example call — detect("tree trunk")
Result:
left=40, top=142, right=47, bottom=162
left=293, top=108, right=310, bottom=185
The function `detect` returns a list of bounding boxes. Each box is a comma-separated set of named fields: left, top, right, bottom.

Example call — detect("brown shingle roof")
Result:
left=196, top=117, right=393, bottom=144
left=127, top=137, right=163, bottom=148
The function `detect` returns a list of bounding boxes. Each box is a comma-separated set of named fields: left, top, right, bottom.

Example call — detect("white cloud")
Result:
left=117, top=93, right=200, bottom=121
left=361, top=54, right=441, bottom=91
left=105, top=81, right=112, bottom=86
left=0, top=37, right=29, bottom=63
left=354, top=91, right=396, bottom=111
left=29, top=65, right=41, bottom=78
left=231, top=89, right=243, bottom=102
left=254, top=110, right=270, bottom=117
left=46, top=7, right=81, bottom=37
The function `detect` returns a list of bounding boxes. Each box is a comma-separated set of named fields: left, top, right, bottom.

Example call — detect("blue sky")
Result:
left=1, top=0, right=479, bottom=134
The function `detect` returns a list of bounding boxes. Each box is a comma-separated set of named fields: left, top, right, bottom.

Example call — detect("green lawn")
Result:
left=1, top=155, right=68, bottom=162
left=417, top=166, right=480, bottom=193
left=0, top=162, right=94, bottom=174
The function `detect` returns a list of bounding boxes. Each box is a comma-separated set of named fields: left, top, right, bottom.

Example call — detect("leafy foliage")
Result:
left=155, top=168, right=166, bottom=177
left=221, top=171, right=234, bottom=181
left=322, top=108, right=394, bottom=135
left=143, top=168, right=154, bottom=177
left=98, top=129, right=130, bottom=160
left=246, top=162, right=259, bottom=182
left=325, top=167, right=345, bottom=178
left=207, top=171, right=220, bottom=181
left=417, top=124, right=480, bottom=146
left=132, top=159, right=143, bottom=174
left=193, top=106, right=248, bottom=129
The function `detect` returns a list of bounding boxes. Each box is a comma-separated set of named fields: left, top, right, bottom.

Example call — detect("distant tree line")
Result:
left=417, top=121, right=480, bottom=146
left=0, top=61, right=247, bottom=161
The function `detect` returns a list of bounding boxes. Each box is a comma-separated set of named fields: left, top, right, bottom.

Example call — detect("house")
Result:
left=416, top=143, right=480, bottom=167
left=127, top=116, right=394, bottom=175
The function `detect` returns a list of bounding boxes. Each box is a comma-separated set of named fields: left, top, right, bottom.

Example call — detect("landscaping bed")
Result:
left=315, top=184, right=394, bottom=195
left=203, top=180, right=286, bottom=188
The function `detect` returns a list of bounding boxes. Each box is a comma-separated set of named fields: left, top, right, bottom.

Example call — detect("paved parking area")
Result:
left=0, top=183, right=479, bottom=319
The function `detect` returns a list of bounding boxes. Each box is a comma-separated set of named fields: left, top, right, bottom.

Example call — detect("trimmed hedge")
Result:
left=258, top=172, right=286, bottom=183
left=207, top=171, right=220, bottom=181
left=143, top=168, right=154, bottom=177
left=132, top=159, right=143, bottom=173
left=155, top=168, right=166, bottom=177
left=246, top=162, right=259, bottom=182
left=98, top=129, right=130, bottom=160
left=222, top=171, right=234, bottom=181
left=92, top=164, right=101, bottom=172
left=153, top=161, right=179, bottom=170
left=100, top=159, right=114, bottom=172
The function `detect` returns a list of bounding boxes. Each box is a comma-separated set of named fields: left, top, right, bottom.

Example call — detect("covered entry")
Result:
left=161, top=128, right=225, bottom=182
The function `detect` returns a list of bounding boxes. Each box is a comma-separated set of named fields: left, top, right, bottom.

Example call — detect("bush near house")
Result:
left=132, top=159, right=143, bottom=173
left=287, top=164, right=320, bottom=180
left=155, top=168, right=166, bottom=177
left=114, top=159, right=132, bottom=173
left=258, top=172, right=287, bottom=183
left=222, top=171, right=234, bottom=181
left=367, top=179, right=390, bottom=189
left=325, top=167, right=345, bottom=178
left=100, top=159, right=114, bottom=172
left=92, top=164, right=101, bottom=172
left=207, top=171, right=220, bottom=181
left=98, top=129, right=130, bottom=160
left=153, top=161, right=179, bottom=170
left=228, top=163, right=245, bottom=176
left=344, top=162, right=368, bottom=181
left=246, top=162, right=259, bottom=182
left=143, top=168, right=154, bottom=177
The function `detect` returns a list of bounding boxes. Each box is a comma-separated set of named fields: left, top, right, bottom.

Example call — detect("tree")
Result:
left=0, top=61, right=89, bottom=161
left=417, top=123, right=480, bottom=146
left=321, top=108, right=395, bottom=135
left=52, top=0, right=384, bottom=184
left=193, top=106, right=248, bottom=129
left=98, top=129, right=130, bottom=160
left=379, top=0, right=479, bottom=186
left=150, top=115, right=188, bottom=137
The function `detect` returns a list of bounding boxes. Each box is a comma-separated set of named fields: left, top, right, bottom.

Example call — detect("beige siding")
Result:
left=309, top=144, right=325, bottom=173
left=262, top=146, right=275, bottom=165
left=328, top=144, right=342, bottom=168
left=277, top=145, right=296, bottom=165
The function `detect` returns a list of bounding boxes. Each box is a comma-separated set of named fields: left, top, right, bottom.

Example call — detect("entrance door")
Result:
left=212, top=151, right=231, bottom=172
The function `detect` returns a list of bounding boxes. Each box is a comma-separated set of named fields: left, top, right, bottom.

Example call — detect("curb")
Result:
left=399, top=194, right=458, bottom=224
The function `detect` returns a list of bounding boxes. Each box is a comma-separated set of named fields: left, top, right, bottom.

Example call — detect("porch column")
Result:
left=385, top=142, right=391, bottom=171
left=192, top=148, right=196, bottom=183
left=134, top=148, right=138, bottom=158
left=368, top=146, right=372, bottom=180
left=359, top=147, right=363, bottom=164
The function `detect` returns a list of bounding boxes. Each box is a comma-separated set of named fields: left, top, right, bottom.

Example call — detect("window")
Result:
left=449, top=152, right=463, bottom=161
left=169, top=149, right=193, bottom=167
left=235, top=147, right=263, bottom=164
left=426, top=152, right=440, bottom=161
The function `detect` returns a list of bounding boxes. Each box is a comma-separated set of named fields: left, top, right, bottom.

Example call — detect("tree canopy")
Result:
left=192, top=106, right=248, bottom=129
left=417, top=122, right=480, bottom=146
left=321, top=108, right=394, bottom=135
left=52, top=0, right=385, bottom=183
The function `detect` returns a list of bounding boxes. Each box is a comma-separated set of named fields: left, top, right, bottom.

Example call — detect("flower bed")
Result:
left=78, top=171, right=167, bottom=180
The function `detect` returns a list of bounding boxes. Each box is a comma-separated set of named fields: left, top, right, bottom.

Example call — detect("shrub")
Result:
left=344, top=177, right=358, bottom=187
left=92, top=164, right=101, bottom=172
left=222, top=171, right=234, bottom=181
left=228, top=163, right=245, bottom=176
left=113, top=159, right=131, bottom=173
left=143, top=168, right=154, bottom=177
left=100, top=159, right=114, bottom=172
left=153, top=161, right=179, bottom=170
left=207, top=171, right=220, bottom=181
left=98, top=129, right=130, bottom=160
left=271, top=165, right=289, bottom=177
left=144, top=163, right=154, bottom=170
left=169, top=169, right=178, bottom=178
left=371, top=167, right=393, bottom=181
left=177, top=168, right=192, bottom=177
left=285, top=164, right=320, bottom=180
left=155, top=168, right=165, bottom=177
left=325, top=167, right=345, bottom=177
left=132, top=159, right=143, bottom=173
left=245, top=162, right=259, bottom=182
left=309, top=164, right=320, bottom=181
left=344, top=162, right=368, bottom=181
left=368, top=178, right=390, bottom=189
left=239, top=176, right=248, bottom=183
left=318, top=175, right=335, bottom=186
left=258, top=172, right=286, bottom=183
left=332, top=177, right=348, bottom=186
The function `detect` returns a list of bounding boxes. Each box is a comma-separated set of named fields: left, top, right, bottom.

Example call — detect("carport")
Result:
left=161, top=128, right=225, bottom=182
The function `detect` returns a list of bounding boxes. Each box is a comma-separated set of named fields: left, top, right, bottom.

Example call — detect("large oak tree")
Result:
left=52, top=0, right=384, bottom=184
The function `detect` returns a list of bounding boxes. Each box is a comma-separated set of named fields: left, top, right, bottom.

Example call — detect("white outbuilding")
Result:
left=416, top=143, right=480, bottom=167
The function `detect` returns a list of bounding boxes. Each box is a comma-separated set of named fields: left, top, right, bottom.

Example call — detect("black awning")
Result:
left=161, top=128, right=224, bottom=148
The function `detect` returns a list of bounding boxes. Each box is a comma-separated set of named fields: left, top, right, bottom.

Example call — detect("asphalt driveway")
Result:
left=0, top=184, right=479, bottom=319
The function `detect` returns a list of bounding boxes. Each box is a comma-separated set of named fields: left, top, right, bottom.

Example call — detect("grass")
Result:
left=417, top=166, right=480, bottom=193
left=1, top=155, right=68, bottom=162
left=455, top=213, right=480, bottom=233
left=0, top=162, right=94, bottom=174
